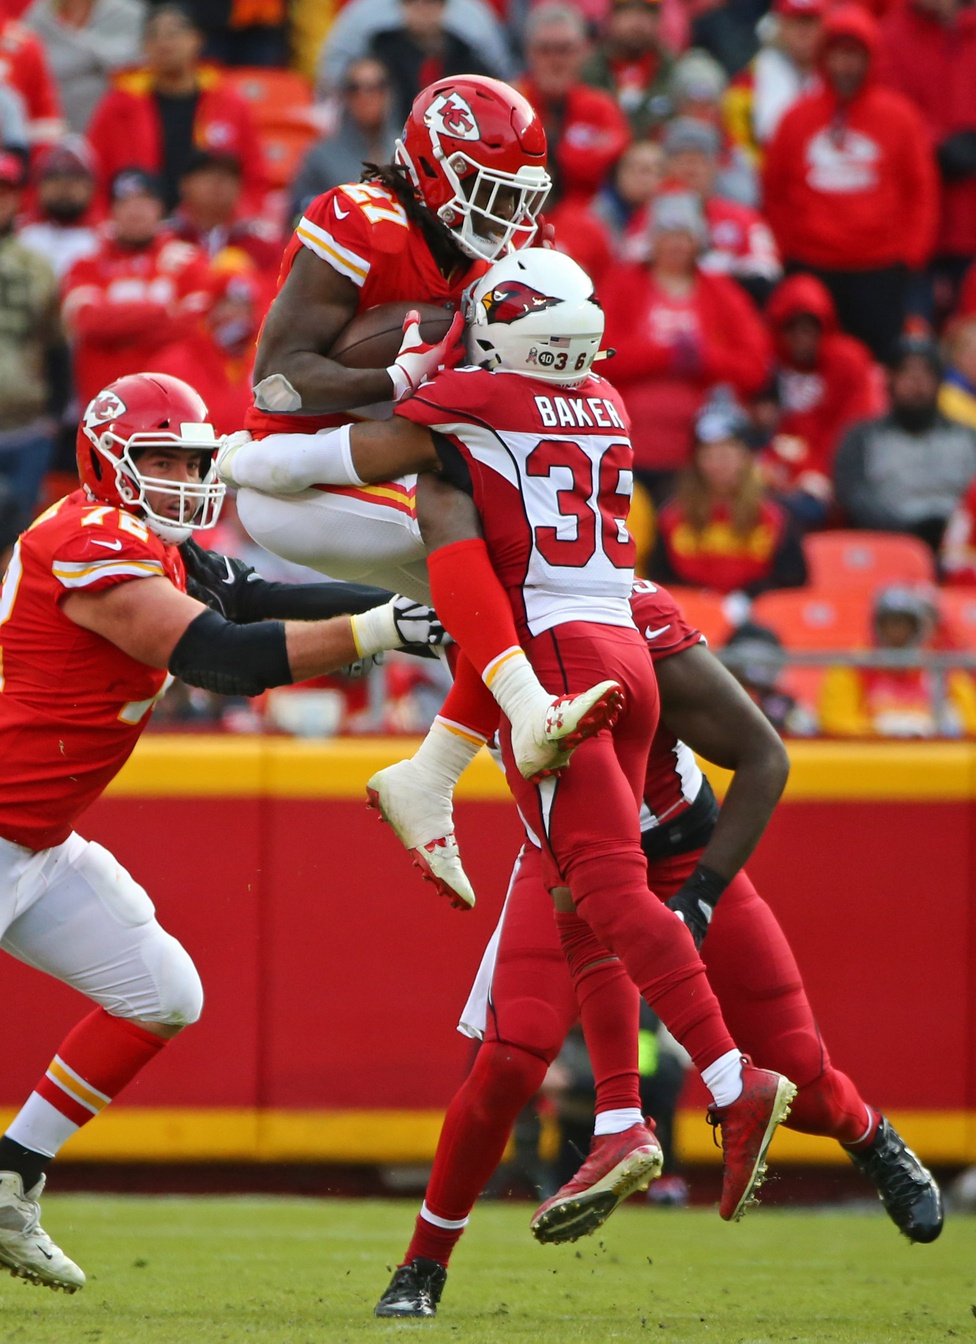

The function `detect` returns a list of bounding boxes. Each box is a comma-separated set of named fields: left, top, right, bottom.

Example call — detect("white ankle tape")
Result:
left=594, top=1107, right=644, bottom=1137
left=420, top=1201, right=469, bottom=1230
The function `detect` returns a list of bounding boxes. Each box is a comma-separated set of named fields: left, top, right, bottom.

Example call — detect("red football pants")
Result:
left=500, top=621, right=736, bottom=1074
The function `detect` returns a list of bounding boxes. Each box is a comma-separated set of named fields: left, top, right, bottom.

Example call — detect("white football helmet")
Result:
left=464, top=249, right=605, bottom=386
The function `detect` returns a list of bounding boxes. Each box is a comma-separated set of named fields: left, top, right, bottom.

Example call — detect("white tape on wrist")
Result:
left=386, top=362, right=412, bottom=403
left=350, top=600, right=399, bottom=657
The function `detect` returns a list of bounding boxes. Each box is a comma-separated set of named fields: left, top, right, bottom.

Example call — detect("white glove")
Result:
left=350, top=596, right=447, bottom=657
left=215, top=431, right=253, bottom=488
left=386, top=309, right=464, bottom=403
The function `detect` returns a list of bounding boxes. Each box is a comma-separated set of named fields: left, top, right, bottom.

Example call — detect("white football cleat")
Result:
left=511, top=680, right=624, bottom=781
left=367, top=759, right=476, bottom=910
left=0, top=1172, right=85, bottom=1293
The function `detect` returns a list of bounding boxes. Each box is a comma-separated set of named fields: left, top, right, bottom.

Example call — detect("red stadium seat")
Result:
left=222, top=67, right=314, bottom=130
left=664, top=587, right=732, bottom=648
left=750, top=587, right=873, bottom=649
left=803, top=530, right=935, bottom=590
left=937, top=588, right=976, bottom=651
left=259, top=122, right=319, bottom=189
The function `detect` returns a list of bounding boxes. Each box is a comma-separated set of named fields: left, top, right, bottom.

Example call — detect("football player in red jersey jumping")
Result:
left=0, top=372, right=447, bottom=1293
left=225, top=247, right=798, bottom=1228
left=373, top=581, right=943, bottom=1318
left=224, top=75, right=624, bottom=907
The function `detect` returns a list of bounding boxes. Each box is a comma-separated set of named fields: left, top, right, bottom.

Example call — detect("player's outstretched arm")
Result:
left=655, top=643, right=790, bottom=946
left=62, top=576, right=444, bottom=695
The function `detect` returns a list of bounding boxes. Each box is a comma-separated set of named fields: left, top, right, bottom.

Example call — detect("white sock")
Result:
left=420, top=1200, right=469, bottom=1230
left=593, top=1107, right=644, bottom=1137
left=484, top=648, right=551, bottom=723
left=5, top=1093, right=77, bottom=1159
left=408, top=717, right=484, bottom=795
left=702, top=1049, right=744, bottom=1108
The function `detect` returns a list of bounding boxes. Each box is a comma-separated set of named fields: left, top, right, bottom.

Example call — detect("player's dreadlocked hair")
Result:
left=360, top=162, right=470, bottom=278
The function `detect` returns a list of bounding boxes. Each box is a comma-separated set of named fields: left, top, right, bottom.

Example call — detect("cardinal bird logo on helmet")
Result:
left=481, top=282, right=563, bottom=325
left=425, top=92, right=480, bottom=141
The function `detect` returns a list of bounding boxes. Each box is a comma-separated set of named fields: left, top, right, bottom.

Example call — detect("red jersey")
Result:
left=632, top=580, right=711, bottom=843
left=399, top=365, right=636, bottom=640
left=62, top=232, right=212, bottom=407
left=246, top=182, right=487, bottom=439
left=0, top=491, right=184, bottom=851
left=0, top=18, right=62, bottom=144
left=655, top=496, right=791, bottom=593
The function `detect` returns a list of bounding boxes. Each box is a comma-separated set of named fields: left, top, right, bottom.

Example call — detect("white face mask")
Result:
left=99, top=424, right=227, bottom=543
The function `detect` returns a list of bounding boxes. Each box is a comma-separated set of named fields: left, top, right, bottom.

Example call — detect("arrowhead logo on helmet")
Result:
left=482, top=281, right=563, bottom=325
left=425, top=92, right=480, bottom=141
left=83, top=390, right=126, bottom=439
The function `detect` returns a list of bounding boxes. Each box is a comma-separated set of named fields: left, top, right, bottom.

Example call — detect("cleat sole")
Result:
left=366, top=787, right=474, bottom=911
left=728, top=1076, right=797, bottom=1223
left=531, top=1146, right=664, bottom=1245
left=0, top=1258, right=82, bottom=1293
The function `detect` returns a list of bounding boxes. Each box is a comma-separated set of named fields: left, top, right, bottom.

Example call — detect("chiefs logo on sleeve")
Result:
left=481, top=281, right=563, bottom=325
left=425, top=92, right=480, bottom=141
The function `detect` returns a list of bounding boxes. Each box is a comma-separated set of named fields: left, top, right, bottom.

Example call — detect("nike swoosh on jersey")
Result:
left=90, top=538, right=124, bottom=551
left=333, top=198, right=350, bottom=220
left=644, top=624, right=672, bottom=640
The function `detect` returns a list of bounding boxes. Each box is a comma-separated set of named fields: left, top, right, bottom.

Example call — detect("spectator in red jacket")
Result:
left=87, top=4, right=267, bottom=217
left=154, top=255, right=261, bottom=434
left=61, top=167, right=212, bottom=405
left=0, top=15, right=63, bottom=146
left=880, top=0, right=976, bottom=320
left=603, top=191, right=771, bottom=496
left=517, top=3, right=631, bottom=205
left=650, top=394, right=808, bottom=595
left=760, top=272, right=879, bottom=526
left=763, top=4, right=938, bottom=362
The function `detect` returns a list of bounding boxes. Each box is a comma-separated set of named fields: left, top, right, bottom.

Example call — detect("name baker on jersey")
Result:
left=533, top=392, right=627, bottom=430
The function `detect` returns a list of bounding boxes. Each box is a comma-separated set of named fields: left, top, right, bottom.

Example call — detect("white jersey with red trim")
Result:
left=399, top=365, right=636, bottom=638
left=0, top=491, right=184, bottom=851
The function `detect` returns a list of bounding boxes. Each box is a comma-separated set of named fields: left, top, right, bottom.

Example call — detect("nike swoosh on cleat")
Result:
left=90, top=538, right=124, bottom=551
left=644, top=624, right=671, bottom=640
left=334, top=199, right=350, bottom=219
left=35, top=1246, right=53, bottom=1260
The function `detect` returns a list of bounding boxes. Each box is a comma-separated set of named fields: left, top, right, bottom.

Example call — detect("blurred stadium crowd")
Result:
left=3, top=0, right=976, bottom=737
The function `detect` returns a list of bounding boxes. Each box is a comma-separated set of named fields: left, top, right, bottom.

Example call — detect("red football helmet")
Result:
left=395, top=75, right=551, bottom=263
left=77, top=372, right=225, bottom=543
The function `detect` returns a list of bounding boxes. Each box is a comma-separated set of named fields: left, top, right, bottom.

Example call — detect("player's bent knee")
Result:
left=488, top=996, right=566, bottom=1065
left=137, top=926, right=204, bottom=1026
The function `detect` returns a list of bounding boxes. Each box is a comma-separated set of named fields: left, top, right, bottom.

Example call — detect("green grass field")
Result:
left=0, top=1196, right=970, bottom=1344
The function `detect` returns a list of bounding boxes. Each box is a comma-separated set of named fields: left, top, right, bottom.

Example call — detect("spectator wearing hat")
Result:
left=154, top=256, right=261, bottom=432
left=368, top=0, right=491, bottom=128
left=0, top=14, right=64, bottom=146
left=22, top=0, right=144, bottom=135
left=0, top=148, right=60, bottom=524
left=759, top=273, right=878, bottom=526
left=61, top=166, right=211, bottom=404
left=833, top=335, right=976, bottom=552
left=669, top=47, right=758, bottom=206
left=724, top=0, right=824, bottom=165
left=169, top=149, right=281, bottom=287
left=87, top=4, right=267, bottom=216
left=650, top=393, right=808, bottom=595
left=18, top=136, right=99, bottom=278
left=290, top=58, right=398, bottom=223
left=603, top=192, right=771, bottom=494
left=722, top=621, right=817, bottom=735
left=880, top=0, right=976, bottom=321
left=819, top=584, right=976, bottom=738
left=518, top=5, right=631, bottom=206
left=581, top=0, right=675, bottom=140
left=763, top=5, right=938, bottom=364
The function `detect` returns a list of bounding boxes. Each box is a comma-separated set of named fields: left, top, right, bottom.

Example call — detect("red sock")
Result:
left=403, top=1041, right=548, bottom=1268
left=427, top=538, right=521, bottom=676
left=437, top=652, right=500, bottom=743
left=789, top=1073, right=878, bottom=1147
left=7, top=1009, right=168, bottom=1156
left=555, top=911, right=642, bottom=1114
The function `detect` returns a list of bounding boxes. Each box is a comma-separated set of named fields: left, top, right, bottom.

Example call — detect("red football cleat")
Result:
left=708, top=1059, right=796, bottom=1222
left=530, top=1120, right=663, bottom=1244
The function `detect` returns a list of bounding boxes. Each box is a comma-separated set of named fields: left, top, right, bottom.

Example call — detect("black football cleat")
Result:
left=844, top=1116, right=944, bottom=1243
left=374, top=1257, right=447, bottom=1318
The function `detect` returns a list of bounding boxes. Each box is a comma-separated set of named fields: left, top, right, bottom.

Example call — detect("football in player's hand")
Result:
left=329, top=302, right=457, bottom=369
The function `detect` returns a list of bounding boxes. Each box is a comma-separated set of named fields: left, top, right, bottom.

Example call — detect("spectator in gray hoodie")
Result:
left=24, top=0, right=145, bottom=134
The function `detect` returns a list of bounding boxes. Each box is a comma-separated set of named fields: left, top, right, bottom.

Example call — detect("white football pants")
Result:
left=236, top=482, right=432, bottom=604
left=0, top=832, right=203, bottom=1026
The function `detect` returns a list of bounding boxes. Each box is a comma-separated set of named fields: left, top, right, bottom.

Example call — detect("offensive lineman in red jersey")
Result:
left=0, top=372, right=447, bottom=1292
left=225, top=248, right=798, bottom=1224
left=374, top=581, right=943, bottom=1318
left=225, top=75, right=624, bottom=906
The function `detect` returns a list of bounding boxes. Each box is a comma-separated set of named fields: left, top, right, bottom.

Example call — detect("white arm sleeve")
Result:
left=228, top=425, right=366, bottom=493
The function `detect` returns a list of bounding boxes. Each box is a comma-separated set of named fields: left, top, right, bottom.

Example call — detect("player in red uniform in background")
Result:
left=225, top=75, right=623, bottom=907
left=61, top=169, right=213, bottom=407
left=374, top=581, right=942, bottom=1318
left=0, top=372, right=447, bottom=1293
left=226, top=248, right=799, bottom=1236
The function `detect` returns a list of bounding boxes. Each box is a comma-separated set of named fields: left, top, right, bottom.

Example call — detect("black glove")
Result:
left=666, top=864, right=729, bottom=951
left=937, top=130, right=976, bottom=181
left=180, top=537, right=259, bottom=620
left=390, top=594, right=448, bottom=649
